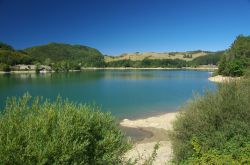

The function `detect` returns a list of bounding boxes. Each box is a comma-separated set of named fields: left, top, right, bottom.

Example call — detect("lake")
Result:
left=0, top=70, right=216, bottom=119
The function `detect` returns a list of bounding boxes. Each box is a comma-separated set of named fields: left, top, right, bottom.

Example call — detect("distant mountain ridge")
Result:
left=0, top=41, right=225, bottom=71
left=104, top=50, right=216, bottom=62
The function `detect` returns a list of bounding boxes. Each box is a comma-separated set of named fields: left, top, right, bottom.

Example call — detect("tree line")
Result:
left=106, top=53, right=222, bottom=68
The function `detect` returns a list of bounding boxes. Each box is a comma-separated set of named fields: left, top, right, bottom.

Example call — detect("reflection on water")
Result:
left=0, top=70, right=216, bottom=118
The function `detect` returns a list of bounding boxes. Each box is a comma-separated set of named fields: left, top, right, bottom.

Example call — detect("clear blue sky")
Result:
left=0, top=0, right=250, bottom=55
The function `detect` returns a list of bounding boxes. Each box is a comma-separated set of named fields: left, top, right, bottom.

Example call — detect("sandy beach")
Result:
left=120, top=112, right=178, bottom=164
left=208, top=75, right=241, bottom=83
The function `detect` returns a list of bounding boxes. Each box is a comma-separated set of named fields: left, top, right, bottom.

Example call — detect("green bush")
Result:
left=0, top=94, right=131, bottom=164
left=171, top=78, right=250, bottom=164
left=218, top=56, right=247, bottom=76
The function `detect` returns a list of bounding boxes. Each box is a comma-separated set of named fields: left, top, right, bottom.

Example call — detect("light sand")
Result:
left=208, top=75, right=241, bottom=83
left=120, top=112, right=177, bottom=130
left=120, top=112, right=178, bottom=165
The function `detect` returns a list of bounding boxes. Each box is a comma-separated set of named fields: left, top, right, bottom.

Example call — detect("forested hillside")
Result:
left=24, top=43, right=105, bottom=69
left=0, top=42, right=106, bottom=71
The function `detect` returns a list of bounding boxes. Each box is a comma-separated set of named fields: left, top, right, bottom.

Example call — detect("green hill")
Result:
left=24, top=43, right=105, bottom=67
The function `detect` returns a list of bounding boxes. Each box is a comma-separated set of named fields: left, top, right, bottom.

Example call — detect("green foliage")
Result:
left=222, top=58, right=246, bottom=76
left=186, top=138, right=250, bottom=164
left=107, top=59, right=188, bottom=68
left=171, top=78, right=250, bottom=164
left=44, top=58, right=52, bottom=66
left=243, top=68, right=250, bottom=78
left=228, top=35, right=250, bottom=59
left=0, top=94, right=131, bottom=164
left=218, top=54, right=247, bottom=76
left=35, top=63, right=40, bottom=73
left=81, top=54, right=105, bottom=67
left=107, top=60, right=133, bottom=68
left=51, top=61, right=82, bottom=72
left=218, top=35, right=250, bottom=76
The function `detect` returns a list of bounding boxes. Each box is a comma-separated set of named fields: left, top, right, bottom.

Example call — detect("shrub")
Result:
left=171, top=78, right=250, bottom=164
left=219, top=57, right=246, bottom=76
left=0, top=94, right=131, bottom=164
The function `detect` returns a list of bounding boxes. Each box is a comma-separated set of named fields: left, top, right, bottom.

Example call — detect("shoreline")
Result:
left=0, top=70, right=37, bottom=74
left=120, top=112, right=177, bottom=130
left=208, top=75, right=241, bottom=83
left=120, top=112, right=178, bottom=164
left=82, top=67, right=217, bottom=71
left=0, top=67, right=217, bottom=74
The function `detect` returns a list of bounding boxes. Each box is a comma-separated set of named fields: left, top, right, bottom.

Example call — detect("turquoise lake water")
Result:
left=0, top=70, right=216, bottom=119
